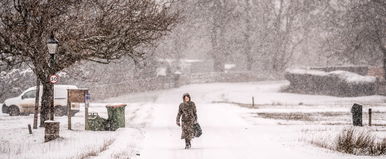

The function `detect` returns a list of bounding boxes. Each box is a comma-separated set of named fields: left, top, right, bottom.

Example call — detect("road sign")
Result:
left=49, top=74, right=59, bottom=84
left=68, top=89, right=86, bottom=103
left=85, top=93, right=91, bottom=107
left=85, top=93, right=91, bottom=101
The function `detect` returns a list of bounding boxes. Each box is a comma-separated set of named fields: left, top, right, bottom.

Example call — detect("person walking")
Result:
left=176, top=93, right=198, bottom=149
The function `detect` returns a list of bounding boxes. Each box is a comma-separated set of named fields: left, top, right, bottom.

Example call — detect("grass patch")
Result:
left=77, top=138, right=115, bottom=159
left=336, top=128, right=386, bottom=155
left=254, top=112, right=350, bottom=123
left=212, top=101, right=254, bottom=108
left=257, top=112, right=313, bottom=121
left=310, top=128, right=386, bottom=156
left=212, top=101, right=284, bottom=108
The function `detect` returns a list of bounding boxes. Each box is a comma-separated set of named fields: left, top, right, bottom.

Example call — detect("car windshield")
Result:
left=22, top=90, right=36, bottom=99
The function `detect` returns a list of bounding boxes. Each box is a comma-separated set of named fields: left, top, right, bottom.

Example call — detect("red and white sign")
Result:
left=49, top=74, right=59, bottom=84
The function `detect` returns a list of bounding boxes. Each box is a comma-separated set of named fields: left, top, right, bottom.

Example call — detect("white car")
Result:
left=2, top=85, right=81, bottom=116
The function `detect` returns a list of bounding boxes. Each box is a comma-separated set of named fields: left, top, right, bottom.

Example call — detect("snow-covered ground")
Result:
left=1, top=81, right=386, bottom=159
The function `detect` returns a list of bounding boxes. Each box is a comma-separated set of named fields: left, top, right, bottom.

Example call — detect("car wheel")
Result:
left=2, top=104, right=8, bottom=113
left=54, top=106, right=66, bottom=117
left=9, top=105, right=20, bottom=116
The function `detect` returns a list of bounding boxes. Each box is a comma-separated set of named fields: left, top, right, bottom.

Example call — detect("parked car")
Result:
left=2, top=85, right=80, bottom=116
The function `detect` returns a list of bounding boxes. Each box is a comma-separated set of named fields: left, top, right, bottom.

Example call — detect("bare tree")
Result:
left=243, top=0, right=253, bottom=71
left=219, top=0, right=323, bottom=73
left=194, top=0, right=239, bottom=72
left=268, top=0, right=303, bottom=71
left=323, top=0, right=386, bottom=77
left=0, top=0, right=179, bottom=126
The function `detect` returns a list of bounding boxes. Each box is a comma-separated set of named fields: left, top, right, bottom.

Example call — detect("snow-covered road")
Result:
left=137, top=83, right=381, bottom=159
left=140, top=102, right=298, bottom=159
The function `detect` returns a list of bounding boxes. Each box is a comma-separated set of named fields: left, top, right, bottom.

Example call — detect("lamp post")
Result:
left=47, top=34, right=58, bottom=68
left=47, top=34, right=59, bottom=120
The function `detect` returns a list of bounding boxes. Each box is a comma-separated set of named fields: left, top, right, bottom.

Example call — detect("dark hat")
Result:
left=182, top=93, right=191, bottom=101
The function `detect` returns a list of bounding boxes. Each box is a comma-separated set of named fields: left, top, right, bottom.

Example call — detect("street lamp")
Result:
left=47, top=34, right=59, bottom=67
left=47, top=34, right=58, bottom=120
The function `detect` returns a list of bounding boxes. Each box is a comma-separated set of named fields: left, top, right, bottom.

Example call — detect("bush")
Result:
left=335, top=128, right=386, bottom=156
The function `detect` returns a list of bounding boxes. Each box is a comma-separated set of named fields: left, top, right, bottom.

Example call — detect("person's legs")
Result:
left=185, top=138, right=191, bottom=149
left=182, top=122, right=194, bottom=149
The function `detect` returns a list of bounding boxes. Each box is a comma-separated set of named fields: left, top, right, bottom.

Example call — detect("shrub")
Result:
left=335, top=128, right=386, bottom=156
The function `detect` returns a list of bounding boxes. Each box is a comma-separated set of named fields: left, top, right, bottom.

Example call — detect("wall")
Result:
left=88, top=71, right=262, bottom=100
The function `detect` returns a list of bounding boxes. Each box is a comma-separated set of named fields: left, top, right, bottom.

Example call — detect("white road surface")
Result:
left=138, top=84, right=373, bottom=159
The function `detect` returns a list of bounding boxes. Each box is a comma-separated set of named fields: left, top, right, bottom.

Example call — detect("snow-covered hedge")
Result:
left=285, top=68, right=377, bottom=97
left=90, top=71, right=261, bottom=100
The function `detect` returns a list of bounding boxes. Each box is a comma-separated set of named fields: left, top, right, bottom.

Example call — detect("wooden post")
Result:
left=369, top=108, right=372, bottom=126
left=252, top=96, right=255, bottom=107
left=85, top=90, right=89, bottom=130
left=28, top=124, right=32, bottom=134
left=67, top=89, right=71, bottom=130
left=375, top=78, right=379, bottom=94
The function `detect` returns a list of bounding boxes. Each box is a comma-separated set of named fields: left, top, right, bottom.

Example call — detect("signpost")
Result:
left=85, top=92, right=90, bottom=130
left=67, top=89, right=89, bottom=130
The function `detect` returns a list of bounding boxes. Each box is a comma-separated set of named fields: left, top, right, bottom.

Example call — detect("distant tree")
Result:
left=267, top=0, right=304, bottom=71
left=323, top=0, right=386, bottom=77
left=0, top=0, right=179, bottom=126
left=232, top=0, right=323, bottom=73
left=155, top=0, right=199, bottom=64
left=195, top=0, right=240, bottom=72
left=242, top=0, right=253, bottom=71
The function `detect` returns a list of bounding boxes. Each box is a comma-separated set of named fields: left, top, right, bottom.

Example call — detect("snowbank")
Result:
left=287, top=68, right=329, bottom=77
left=286, top=69, right=376, bottom=84
left=329, top=70, right=376, bottom=84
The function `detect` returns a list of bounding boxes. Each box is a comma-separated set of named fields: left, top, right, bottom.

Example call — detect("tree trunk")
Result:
left=210, top=29, right=224, bottom=72
left=384, top=56, right=386, bottom=80
left=244, top=0, right=253, bottom=71
left=246, top=55, right=253, bottom=71
left=33, top=78, right=40, bottom=129
left=381, top=45, right=386, bottom=80
left=213, top=59, right=224, bottom=72
left=40, top=80, right=54, bottom=127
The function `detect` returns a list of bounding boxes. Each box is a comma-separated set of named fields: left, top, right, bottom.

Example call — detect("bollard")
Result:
left=44, top=120, right=60, bottom=142
left=28, top=124, right=32, bottom=134
left=351, top=103, right=363, bottom=126
left=369, top=108, right=372, bottom=126
left=252, top=96, right=255, bottom=107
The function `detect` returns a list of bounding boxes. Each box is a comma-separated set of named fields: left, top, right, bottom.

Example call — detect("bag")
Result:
left=193, top=123, right=202, bottom=137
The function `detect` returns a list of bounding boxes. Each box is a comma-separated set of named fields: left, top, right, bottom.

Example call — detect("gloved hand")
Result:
left=176, top=121, right=181, bottom=127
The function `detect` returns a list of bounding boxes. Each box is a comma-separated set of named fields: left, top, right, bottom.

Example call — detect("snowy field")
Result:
left=1, top=81, right=386, bottom=159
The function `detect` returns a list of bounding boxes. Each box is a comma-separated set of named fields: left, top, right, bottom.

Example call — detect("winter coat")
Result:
left=176, top=101, right=197, bottom=140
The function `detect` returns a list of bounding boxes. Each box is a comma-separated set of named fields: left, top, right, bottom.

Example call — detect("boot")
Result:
left=185, top=139, right=191, bottom=149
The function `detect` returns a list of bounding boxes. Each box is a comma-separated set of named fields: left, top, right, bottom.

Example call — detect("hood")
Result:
left=4, top=96, right=21, bottom=106
left=182, top=93, right=191, bottom=102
